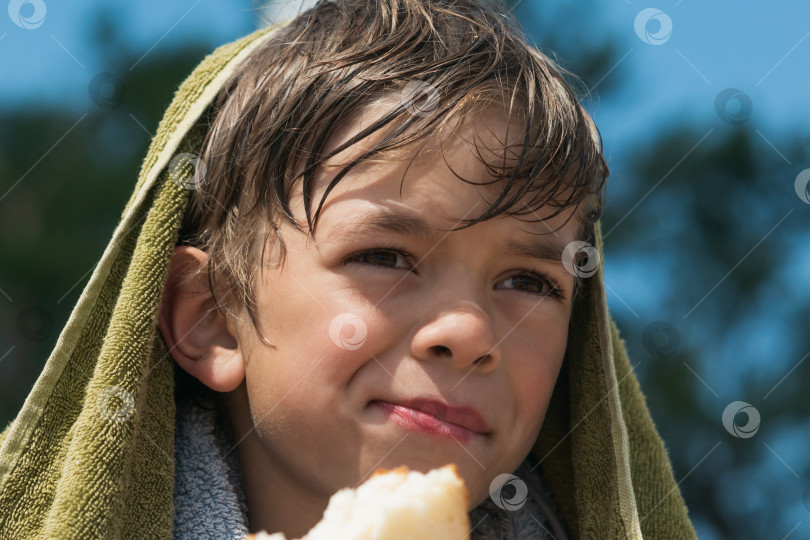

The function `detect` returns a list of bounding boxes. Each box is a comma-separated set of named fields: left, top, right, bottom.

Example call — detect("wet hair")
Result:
left=178, top=0, right=608, bottom=346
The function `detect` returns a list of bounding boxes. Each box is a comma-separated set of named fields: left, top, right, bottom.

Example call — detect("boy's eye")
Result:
left=344, top=246, right=412, bottom=270
left=344, top=246, right=566, bottom=301
left=497, top=273, right=565, bottom=301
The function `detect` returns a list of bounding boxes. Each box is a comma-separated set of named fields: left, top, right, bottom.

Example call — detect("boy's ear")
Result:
left=157, top=246, right=245, bottom=393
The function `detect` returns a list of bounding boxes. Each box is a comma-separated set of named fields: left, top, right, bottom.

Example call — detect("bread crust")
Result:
left=244, top=464, right=470, bottom=540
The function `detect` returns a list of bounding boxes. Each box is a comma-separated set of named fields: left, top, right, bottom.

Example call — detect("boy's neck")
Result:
left=223, top=385, right=330, bottom=538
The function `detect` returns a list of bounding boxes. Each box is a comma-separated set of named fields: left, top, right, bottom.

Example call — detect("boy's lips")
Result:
left=370, top=397, right=491, bottom=436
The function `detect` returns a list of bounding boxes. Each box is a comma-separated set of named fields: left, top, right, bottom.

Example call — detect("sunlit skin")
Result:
left=159, top=102, right=581, bottom=539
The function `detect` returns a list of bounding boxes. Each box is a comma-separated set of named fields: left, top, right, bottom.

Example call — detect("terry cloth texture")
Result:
left=0, top=17, right=698, bottom=540
left=172, top=371, right=250, bottom=539
left=468, top=459, right=569, bottom=540
left=171, top=372, right=567, bottom=540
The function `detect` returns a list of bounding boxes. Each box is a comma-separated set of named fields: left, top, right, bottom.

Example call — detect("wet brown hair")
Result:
left=178, top=0, right=608, bottom=345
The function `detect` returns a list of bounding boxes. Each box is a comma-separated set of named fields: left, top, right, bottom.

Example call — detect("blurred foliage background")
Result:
left=1, top=1, right=809, bottom=539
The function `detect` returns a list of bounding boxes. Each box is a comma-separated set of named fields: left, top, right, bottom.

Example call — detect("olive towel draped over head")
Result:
left=0, top=21, right=697, bottom=540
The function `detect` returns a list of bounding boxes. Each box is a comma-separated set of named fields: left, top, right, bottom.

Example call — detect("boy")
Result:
left=0, top=1, right=698, bottom=538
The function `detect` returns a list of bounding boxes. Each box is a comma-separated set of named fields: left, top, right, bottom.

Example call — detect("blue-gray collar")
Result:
left=172, top=390, right=568, bottom=540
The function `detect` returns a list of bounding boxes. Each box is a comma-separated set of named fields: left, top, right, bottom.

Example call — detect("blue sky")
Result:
left=588, top=1, right=809, bottom=160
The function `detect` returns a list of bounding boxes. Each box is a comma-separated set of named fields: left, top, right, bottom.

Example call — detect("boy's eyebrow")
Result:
left=326, top=209, right=568, bottom=267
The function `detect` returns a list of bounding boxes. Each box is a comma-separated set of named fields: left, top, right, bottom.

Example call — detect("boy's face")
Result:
left=224, top=104, right=578, bottom=516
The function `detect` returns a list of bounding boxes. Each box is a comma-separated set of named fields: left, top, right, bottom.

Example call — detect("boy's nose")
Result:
left=410, top=301, right=501, bottom=375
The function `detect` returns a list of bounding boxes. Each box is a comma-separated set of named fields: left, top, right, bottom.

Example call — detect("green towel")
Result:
left=0, top=20, right=697, bottom=540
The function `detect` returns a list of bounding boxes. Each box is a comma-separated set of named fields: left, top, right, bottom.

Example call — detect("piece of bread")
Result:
left=245, top=464, right=470, bottom=540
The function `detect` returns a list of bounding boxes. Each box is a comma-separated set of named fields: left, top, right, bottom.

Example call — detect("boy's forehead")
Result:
left=297, top=105, right=510, bottom=208
left=322, top=99, right=526, bottom=175
left=287, top=98, right=579, bottom=238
